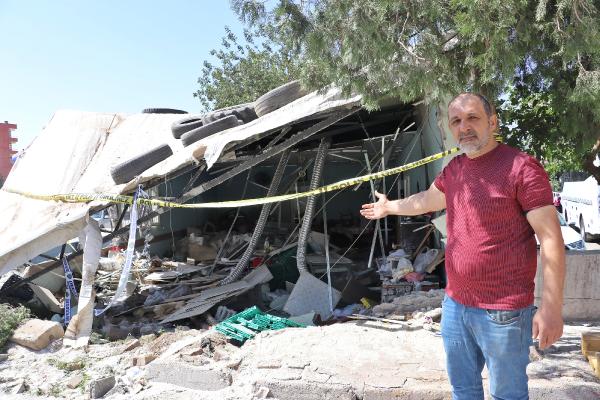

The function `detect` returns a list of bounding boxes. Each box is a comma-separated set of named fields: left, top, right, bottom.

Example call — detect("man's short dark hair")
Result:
left=449, top=93, right=495, bottom=117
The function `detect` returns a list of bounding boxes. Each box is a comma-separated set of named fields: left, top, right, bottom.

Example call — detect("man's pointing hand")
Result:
left=360, top=191, right=389, bottom=220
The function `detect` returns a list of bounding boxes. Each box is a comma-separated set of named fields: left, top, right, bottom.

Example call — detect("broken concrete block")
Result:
left=28, top=283, right=63, bottom=313
left=0, top=353, right=8, bottom=361
left=66, top=373, right=84, bottom=389
left=9, top=319, right=64, bottom=351
left=89, top=376, right=115, bottom=399
left=146, top=359, right=232, bottom=390
left=181, top=346, right=204, bottom=357
left=132, top=354, right=156, bottom=366
left=123, top=339, right=141, bottom=352
left=103, top=323, right=131, bottom=341
left=9, top=379, right=27, bottom=394
left=212, top=349, right=229, bottom=362
left=253, top=385, right=270, bottom=399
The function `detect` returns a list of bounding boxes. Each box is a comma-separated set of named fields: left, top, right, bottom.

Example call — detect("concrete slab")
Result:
left=9, top=319, right=64, bottom=351
left=237, top=321, right=448, bottom=398
left=232, top=321, right=600, bottom=400
left=535, top=250, right=600, bottom=320
left=89, top=375, right=115, bottom=399
left=146, top=359, right=232, bottom=391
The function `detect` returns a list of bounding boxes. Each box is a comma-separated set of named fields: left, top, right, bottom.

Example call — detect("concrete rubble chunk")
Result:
left=253, top=385, right=271, bottom=399
left=9, top=319, right=64, bottom=351
left=66, top=373, right=84, bottom=389
left=257, top=379, right=357, bottom=400
left=132, top=353, right=157, bottom=366
left=28, top=283, right=63, bottom=313
left=146, top=359, right=232, bottom=391
left=8, top=379, right=27, bottom=394
left=89, top=375, right=116, bottom=399
left=123, top=338, right=141, bottom=352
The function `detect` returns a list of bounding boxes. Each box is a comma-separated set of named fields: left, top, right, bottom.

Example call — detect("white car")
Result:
left=536, top=211, right=585, bottom=251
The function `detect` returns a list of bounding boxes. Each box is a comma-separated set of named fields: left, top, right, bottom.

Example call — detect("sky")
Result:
left=0, top=1, right=243, bottom=151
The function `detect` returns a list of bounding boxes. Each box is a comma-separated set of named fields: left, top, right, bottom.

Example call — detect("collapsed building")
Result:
left=0, top=83, right=470, bottom=345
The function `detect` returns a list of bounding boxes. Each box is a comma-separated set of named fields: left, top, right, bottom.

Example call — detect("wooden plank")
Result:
left=587, top=351, right=600, bottom=378
left=582, top=332, right=600, bottom=356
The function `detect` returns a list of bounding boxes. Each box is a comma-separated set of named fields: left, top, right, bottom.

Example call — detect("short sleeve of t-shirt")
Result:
left=434, top=158, right=455, bottom=193
left=516, top=156, right=553, bottom=212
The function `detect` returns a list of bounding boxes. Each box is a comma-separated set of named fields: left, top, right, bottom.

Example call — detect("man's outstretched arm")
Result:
left=360, top=182, right=446, bottom=219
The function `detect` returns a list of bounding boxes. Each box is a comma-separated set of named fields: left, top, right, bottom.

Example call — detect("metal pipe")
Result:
left=296, top=138, right=331, bottom=273
left=220, top=149, right=291, bottom=285
left=364, top=152, right=387, bottom=268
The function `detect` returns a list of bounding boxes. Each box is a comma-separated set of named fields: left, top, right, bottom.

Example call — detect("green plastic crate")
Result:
left=215, top=306, right=305, bottom=342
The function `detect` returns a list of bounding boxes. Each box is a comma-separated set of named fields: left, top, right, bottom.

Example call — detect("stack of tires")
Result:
left=110, top=81, right=307, bottom=184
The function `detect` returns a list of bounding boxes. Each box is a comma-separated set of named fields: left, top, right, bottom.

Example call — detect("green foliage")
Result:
left=0, top=304, right=29, bottom=350
left=195, top=25, right=300, bottom=111
left=47, top=356, right=86, bottom=371
left=229, top=0, right=600, bottom=177
left=78, top=372, right=91, bottom=393
left=499, top=88, right=580, bottom=188
left=48, top=383, right=62, bottom=397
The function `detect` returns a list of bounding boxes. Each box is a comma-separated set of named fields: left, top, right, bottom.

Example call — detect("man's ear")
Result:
left=489, top=114, right=498, bottom=132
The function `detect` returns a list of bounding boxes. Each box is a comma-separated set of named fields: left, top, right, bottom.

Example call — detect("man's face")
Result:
left=447, top=95, right=497, bottom=156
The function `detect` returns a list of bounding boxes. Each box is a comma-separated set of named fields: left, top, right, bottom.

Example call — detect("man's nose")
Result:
left=458, top=121, right=471, bottom=134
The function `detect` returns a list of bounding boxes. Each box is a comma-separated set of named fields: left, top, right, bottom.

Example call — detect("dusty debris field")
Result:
left=1, top=316, right=599, bottom=400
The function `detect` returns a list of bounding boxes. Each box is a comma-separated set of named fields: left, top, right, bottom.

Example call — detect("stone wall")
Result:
left=535, top=250, right=600, bottom=320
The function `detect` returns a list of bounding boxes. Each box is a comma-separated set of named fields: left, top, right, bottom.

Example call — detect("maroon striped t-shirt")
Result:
left=434, top=143, right=553, bottom=310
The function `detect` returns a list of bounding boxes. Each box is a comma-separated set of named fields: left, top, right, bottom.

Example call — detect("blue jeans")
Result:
left=441, top=295, right=535, bottom=400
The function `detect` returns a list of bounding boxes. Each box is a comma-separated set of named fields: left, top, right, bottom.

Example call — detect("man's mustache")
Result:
left=459, top=132, right=478, bottom=141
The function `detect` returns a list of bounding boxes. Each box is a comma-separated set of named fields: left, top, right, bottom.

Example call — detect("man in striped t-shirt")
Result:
left=360, top=93, right=565, bottom=399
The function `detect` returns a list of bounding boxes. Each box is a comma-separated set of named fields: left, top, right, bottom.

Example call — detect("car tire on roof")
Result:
left=202, top=103, right=257, bottom=125
left=171, top=115, right=204, bottom=139
left=110, top=144, right=173, bottom=184
left=181, top=115, right=242, bottom=147
left=254, top=80, right=307, bottom=117
left=142, top=108, right=188, bottom=114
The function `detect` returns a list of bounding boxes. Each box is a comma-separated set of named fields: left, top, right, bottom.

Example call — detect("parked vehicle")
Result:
left=561, top=176, right=600, bottom=242
left=536, top=211, right=585, bottom=250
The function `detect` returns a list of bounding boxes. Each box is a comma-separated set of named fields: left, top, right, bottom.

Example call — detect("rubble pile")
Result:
left=371, top=289, right=445, bottom=318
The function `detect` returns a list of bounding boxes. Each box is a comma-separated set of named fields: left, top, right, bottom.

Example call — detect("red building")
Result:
left=0, top=121, right=18, bottom=181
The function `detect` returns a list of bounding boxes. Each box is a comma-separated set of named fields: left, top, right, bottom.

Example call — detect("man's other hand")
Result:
left=360, top=191, right=389, bottom=220
left=532, top=306, right=563, bottom=349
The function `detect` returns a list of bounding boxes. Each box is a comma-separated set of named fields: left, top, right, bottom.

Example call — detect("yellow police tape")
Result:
left=4, top=136, right=502, bottom=209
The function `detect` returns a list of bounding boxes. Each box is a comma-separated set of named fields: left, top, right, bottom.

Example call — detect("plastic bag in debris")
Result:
left=379, top=248, right=411, bottom=275
left=413, top=248, right=439, bottom=273
left=389, top=248, right=408, bottom=258
left=390, top=255, right=413, bottom=281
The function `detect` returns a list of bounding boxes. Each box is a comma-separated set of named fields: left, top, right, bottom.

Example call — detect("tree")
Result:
left=230, top=0, right=600, bottom=181
left=499, top=87, right=581, bottom=189
left=194, top=25, right=300, bottom=111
